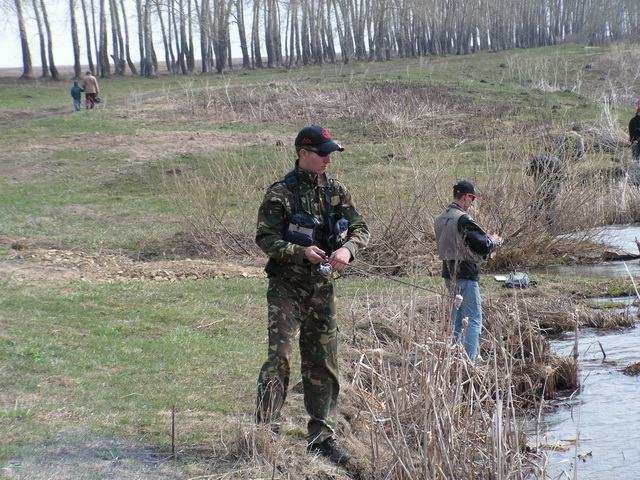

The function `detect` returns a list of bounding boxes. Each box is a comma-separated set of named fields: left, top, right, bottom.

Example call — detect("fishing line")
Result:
left=321, top=255, right=467, bottom=308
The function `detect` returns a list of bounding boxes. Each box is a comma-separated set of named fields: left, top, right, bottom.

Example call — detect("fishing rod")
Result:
left=320, top=255, right=464, bottom=309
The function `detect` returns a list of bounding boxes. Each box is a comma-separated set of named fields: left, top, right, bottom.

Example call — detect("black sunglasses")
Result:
left=304, top=149, right=330, bottom=157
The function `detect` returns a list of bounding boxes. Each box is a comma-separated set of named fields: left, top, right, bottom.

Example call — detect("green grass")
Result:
left=1, top=44, right=640, bottom=478
left=0, top=278, right=267, bottom=451
left=0, top=272, right=423, bottom=465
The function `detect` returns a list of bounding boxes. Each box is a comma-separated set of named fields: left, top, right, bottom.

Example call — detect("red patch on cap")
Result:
left=322, top=129, right=331, bottom=139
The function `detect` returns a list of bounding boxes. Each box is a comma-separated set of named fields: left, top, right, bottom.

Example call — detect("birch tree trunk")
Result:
left=154, top=0, right=175, bottom=72
left=196, top=0, right=212, bottom=73
left=80, top=0, right=95, bottom=74
left=142, top=0, right=157, bottom=76
left=234, top=0, right=251, bottom=68
left=70, top=0, right=83, bottom=77
left=251, top=0, right=263, bottom=68
left=40, top=0, right=60, bottom=78
left=13, top=0, right=33, bottom=78
left=31, top=0, right=50, bottom=77
left=118, top=0, right=138, bottom=74
left=98, top=0, right=111, bottom=76
left=109, top=0, right=125, bottom=74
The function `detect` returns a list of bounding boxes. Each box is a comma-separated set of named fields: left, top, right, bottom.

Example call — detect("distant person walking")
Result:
left=70, top=81, right=84, bottom=111
left=81, top=71, right=100, bottom=110
left=555, top=126, right=585, bottom=163
left=433, top=181, right=502, bottom=364
left=629, top=107, right=640, bottom=163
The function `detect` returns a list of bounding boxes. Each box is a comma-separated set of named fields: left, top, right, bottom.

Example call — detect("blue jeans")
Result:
left=446, top=278, right=482, bottom=363
left=73, top=98, right=82, bottom=111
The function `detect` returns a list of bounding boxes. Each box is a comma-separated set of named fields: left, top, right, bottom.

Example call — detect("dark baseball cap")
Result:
left=294, top=125, right=344, bottom=153
left=453, top=180, right=483, bottom=199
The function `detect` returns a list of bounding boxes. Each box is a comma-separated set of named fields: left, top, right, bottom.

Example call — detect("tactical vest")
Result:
left=434, top=206, right=483, bottom=264
left=283, top=170, right=348, bottom=254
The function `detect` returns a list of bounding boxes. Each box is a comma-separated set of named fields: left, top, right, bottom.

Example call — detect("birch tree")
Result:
left=13, top=0, right=33, bottom=77
left=234, top=0, right=251, bottom=68
left=70, top=0, right=83, bottom=77
left=32, top=0, right=50, bottom=77
left=98, top=0, right=110, bottom=76
left=119, top=0, right=138, bottom=74
left=80, top=0, right=96, bottom=73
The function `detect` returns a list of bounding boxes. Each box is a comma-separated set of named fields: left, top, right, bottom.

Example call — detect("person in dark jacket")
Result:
left=629, top=107, right=640, bottom=163
left=254, top=125, right=369, bottom=464
left=70, top=81, right=84, bottom=111
left=433, top=181, right=502, bottom=364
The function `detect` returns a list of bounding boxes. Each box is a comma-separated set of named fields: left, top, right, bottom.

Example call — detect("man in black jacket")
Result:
left=434, top=181, right=502, bottom=364
left=629, top=107, right=640, bottom=163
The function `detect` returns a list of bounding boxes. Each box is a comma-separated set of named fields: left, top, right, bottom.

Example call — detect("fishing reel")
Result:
left=319, top=263, right=333, bottom=276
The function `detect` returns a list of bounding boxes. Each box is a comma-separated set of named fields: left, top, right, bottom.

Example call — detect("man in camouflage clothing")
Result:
left=255, top=125, right=369, bottom=464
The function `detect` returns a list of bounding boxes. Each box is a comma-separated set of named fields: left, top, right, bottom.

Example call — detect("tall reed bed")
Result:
left=334, top=283, right=579, bottom=479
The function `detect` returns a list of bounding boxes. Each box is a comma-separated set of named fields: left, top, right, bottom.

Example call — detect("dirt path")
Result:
left=0, top=243, right=265, bottom=286
left=0, top=86, right=180, bottom=132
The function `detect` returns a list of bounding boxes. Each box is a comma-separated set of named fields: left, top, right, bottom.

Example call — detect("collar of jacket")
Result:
left=448, top=202, right=465, bottom=212
left=294, top=161, right=329, bottom=188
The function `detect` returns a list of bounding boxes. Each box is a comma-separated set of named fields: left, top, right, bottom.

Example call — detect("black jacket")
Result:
left=629, top=114, right=640, bottom=143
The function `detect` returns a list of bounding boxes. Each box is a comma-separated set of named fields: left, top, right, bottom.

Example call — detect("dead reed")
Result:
left=333, top=285, right=582, bottom=479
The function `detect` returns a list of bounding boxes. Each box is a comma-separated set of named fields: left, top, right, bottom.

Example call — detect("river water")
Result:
left=526, top=225, right=640, bottom=479
left=532, top=308, right=640, bottom=479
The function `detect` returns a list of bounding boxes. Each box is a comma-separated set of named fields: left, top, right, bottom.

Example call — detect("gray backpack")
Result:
left=504, top=272, right=529, bottom=289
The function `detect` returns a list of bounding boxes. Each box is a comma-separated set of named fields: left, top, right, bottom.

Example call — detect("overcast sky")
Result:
left=1, top=1, right=77, bottom=69
left=0, top=1, right=209, bottom=71
left=1, top=1, right=245, bottom=71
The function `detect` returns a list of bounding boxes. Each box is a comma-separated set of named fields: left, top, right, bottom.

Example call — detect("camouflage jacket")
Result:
left=256, top=163, right=369, bottom=281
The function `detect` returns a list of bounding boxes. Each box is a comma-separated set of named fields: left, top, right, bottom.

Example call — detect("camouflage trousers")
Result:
left=255, top=275, right=339, bottom=444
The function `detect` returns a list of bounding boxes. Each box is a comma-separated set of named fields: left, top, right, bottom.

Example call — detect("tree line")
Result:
left=10, top=0, right=640, bottom=79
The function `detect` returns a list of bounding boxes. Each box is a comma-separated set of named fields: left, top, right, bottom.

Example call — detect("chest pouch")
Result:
left=283, top=213, right=317, bottom=247
left=329, top=215, right=349, bottom=249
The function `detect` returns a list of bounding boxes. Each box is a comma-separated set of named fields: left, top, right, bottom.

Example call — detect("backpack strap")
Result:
left=283, top=170, right=303, bottom=213
left=325, top=180, right=334, bottom=253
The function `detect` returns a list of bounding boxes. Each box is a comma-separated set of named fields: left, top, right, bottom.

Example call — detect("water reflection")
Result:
left=532, top=307, right=640, bottom=479
left=586, top=223, right=640, bottom=258
left=534, top=261, right=640, bottom=279
left=525, top=224, right=640, bottom=478
left=561, top=223, right=640, bottom=257
left=536, top=223, right=640, bottom=279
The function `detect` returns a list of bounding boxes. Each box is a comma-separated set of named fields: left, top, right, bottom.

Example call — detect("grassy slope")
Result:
left=1, top=43, right=639, bottom=479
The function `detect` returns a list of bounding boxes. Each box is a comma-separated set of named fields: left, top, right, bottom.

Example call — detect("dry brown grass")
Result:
left=159, top=69, right=640, bottom=276
left=309, top=286, right=585, bottom=478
